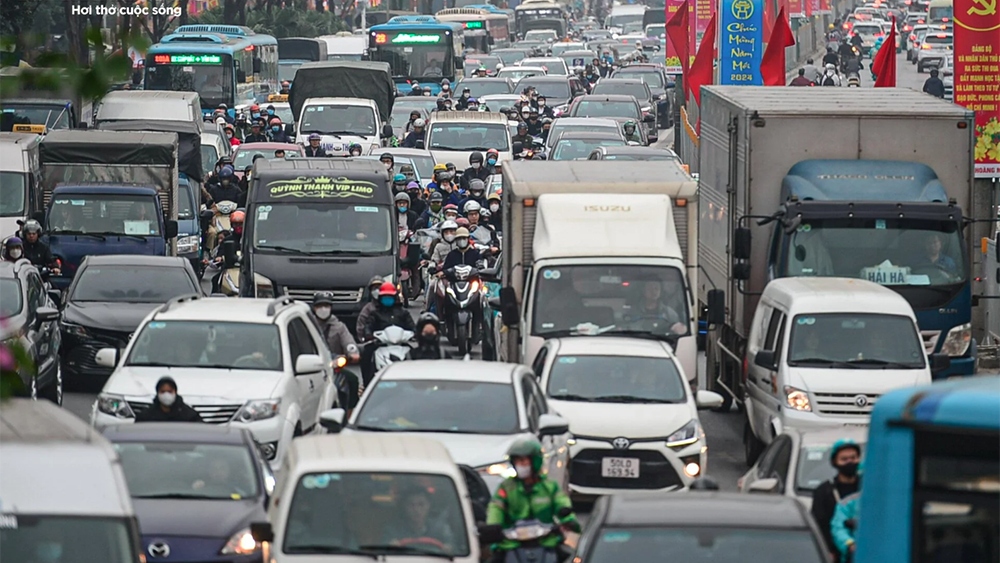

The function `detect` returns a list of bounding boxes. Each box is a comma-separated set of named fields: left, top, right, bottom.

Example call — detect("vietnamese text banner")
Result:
left=720, top=0, right=764, bottom=84
left=954, top=0, right=1000, bottom=177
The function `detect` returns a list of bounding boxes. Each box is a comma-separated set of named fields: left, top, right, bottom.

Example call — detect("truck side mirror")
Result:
left=164, top=220, right=179, bottom=239
left=252, top=57, right=262, bottom=74
left=221, top=239, right=238, bottom=268
left=382, top=123, right=394, bottom=139
left=237, top=69, right=247, bottom=83
left=754, top=350, right=777, bottom=371
left=499, top=286, right=520, bottom=326
left=733, top=227, right=751, bottom=260
left=706, top=289, right=725, bottom=325
left=415, top=139, right=425, bottom=149
left=733, top=262, right=750, bottom=280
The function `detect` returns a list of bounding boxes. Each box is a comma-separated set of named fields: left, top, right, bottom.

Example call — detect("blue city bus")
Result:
left=368, top=17, right=464, bottom=95
left=855, top=375, right=999, bottom=563
left=145, top=25, right=278, bottom=118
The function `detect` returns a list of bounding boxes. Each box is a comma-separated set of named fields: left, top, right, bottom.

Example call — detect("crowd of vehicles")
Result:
left=1, top=1, right=997, bottom=562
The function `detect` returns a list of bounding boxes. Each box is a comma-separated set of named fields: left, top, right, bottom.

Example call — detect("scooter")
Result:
left=847, top=72, right=861, bottom=87
left=204, top=200, right=237, bottom=252
left=489, top=520, right=567, bottom=563
left=369, top=325, right=414, bottom=372
left=439, top=265, right=484, bottom=356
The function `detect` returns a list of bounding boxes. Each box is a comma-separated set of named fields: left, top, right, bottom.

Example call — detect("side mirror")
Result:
left=35, top=306, right=60, bottom=324
left=294, top=353, right=324, bottom=374
left=319, top=408, right=347, bottom=433
left=95, top=347, right=120, bottom=368
left=164, top=220, right=179, bottom=239
left=733, top=227, right=751, bottom=260
left=537, top=413, right=570, bottom=437
left=499, top=286, right=520, bottom=326
left=382, top=123, right=394, bottom=138
left=250, top=522, right=274, bottom=543
left=236, top=69, right=247, bottom=83
left=252, top=57, right=262, bottom=74
left=695, top=390, right=725, bottom=410
left=285, top=124, right=295, bottom=136
left=512, top=140, right=524, bottom=154
left=929, top=353, right=950, bottom=375
left=199, top=209, right=215, bottom=231
left=221, top=239, right=238, bottom=268
left=754, top=350, right=777, bottom=371
left=733, top=262, right=751, bottom=281
left=748, top=477, right=779, bottom=493
left=706, top=289, right=725, bottom=325
left=478, top=523, right=505, bottom=545
left=415, top=139, right=425, bottom=149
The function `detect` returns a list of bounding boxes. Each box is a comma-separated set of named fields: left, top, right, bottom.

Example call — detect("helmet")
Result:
left=406, top=181, right=421, bottom=192
left=22, top=219, right=42, bottom=235
left=433, top=163, right=447, bottom=174
left=469, top=179, right=486, bottom=194
left=5, top=236, right=23, bottom=248
left=829, top=23, right=835, bottom=30
left=437, top=171, right=454, bottom=182
left=230, top=210, right=245, bottom=224
left=439, top=219, right=459, bottom=231
left=250, top=104, right=260, bottom=112
left=414, top=118, right=426, bottom=128
left=349, top=142, right=363, bottom=154
left=454, top=226, right=470, bottom=239
left=517, top=122, right=528, bottom=130
left=380, top=152, right=395, bottom=163
left=443, top=203, right=459, bottom=214
left=308, top=132, right=321, bottom=141
left=486, top=148, right=499, bottom=160
left=456, top=217, right=471, bottom=228
left=219, top=165, right=235, bottom=178
left=487, top=192, right=501, bottom=202
left=445, top=162, right=457, bottom=173
left=378, top=281, right=398, bottom=297
left=506, top=437, right=544, bottom=472
left=368, top=275, right=385, bottom=290
left=429, top=191, right=445, bottom=202
left=464, top=200, right=482, bottom=213
left=269, top=117, right=281, bottom=126
left=469, top=151, right=484, bottom=164
left=624, top=120, right=637, bottom=129
left=417, top=311, right=440, bottom=331
left=688, top=476, right=721, bottom=490
left=829, top=439, right=861, bottom=465
left=393, top=173, right=407, bottom=185
left=312, top=291, right=335, bottom=306
left=467, top=97, right=478, bottom=105
left=441, top=78, right=450, bottom=85
left=394, top=192, right=411, bottom=204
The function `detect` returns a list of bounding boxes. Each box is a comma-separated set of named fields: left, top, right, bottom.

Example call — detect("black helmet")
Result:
left=312, top=291, right=335, bottom=306
left=380, top=153, right=394, bottom=164
left=688, top=476, right=720, bottom=491
left=22, top=219, right=42, bottom=235
left=469, top=151, right=484, bottom=164
left=417, top=311, right=440, bottom=331
left=429, top=191, right=445, bottom=202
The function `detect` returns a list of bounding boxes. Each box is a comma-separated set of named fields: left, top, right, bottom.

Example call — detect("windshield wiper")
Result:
left=593, top=394, right=676, bottom=404
left=414, top=428, right=479, bottom=434
left=360, top=544, right=454, bottom=560
left=90, top=231, right=150, bottom=243
left=787, top=358, right=861, bottom=369
left=429, top=145, right=467, bottom=151
left=133, top=493, right=222, bottom=500
left=844, top=358, right=918, bottom=369
left=548, top=393, right=598, bottom=402
left=327, top=130, right=371, bottom=136
left=256, top=244, right=315, bottom=255
left=285, top=545, right=377, bottom=558
left=56, top=231, right=106, bottom=241
left=353, top=424, right=396, bottom=432
left=300, top=129, right=339, bottom=138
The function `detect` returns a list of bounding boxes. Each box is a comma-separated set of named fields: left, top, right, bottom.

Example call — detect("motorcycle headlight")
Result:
left=220, top=527, right=260, bottom=555
left=939, top=322, right=971, bottom=356
left=785, top=386, right=812, bottom=411
left=177, top=235, right=201, bottom=254
left=470, top=280, right=480, bottom=293
left=234, top=399, right=281, bottom=423
left=666, top=419, right=700, bottom=448
left=61, top=321, right=89, bottom=339
left=97, top=394, right=135, bottom=419
left=253, top=273, right=274, bottom=298
left=477, top=460, right=517, bottom=478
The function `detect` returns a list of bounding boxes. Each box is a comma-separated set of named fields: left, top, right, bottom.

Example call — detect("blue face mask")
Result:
left=397, top=206, right=408, bottom=213
left=271, top=126, right=280, bottom=133
left=380, top=295, right=396, bottom=307
left=487, top=158, right=497, bottom=166
left=251, top=112, right=260, bottom=119
left=36, top=542, right=63, bottom=563
left=267, top=109, right=275, bottom=116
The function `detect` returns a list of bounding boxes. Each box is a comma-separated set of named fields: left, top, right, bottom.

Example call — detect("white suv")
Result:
left=91, top=295, right=337, bottom=469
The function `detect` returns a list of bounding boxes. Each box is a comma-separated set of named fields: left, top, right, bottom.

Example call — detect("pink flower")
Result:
left=0, top=345, right=14, bottom=372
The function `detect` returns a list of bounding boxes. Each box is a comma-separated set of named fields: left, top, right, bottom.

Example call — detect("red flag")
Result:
left=805, top=0, right=813, bottom=18
left=760, top=7, right=796, bottom=86
left=688, top=11, right=716, bottom=107
left=666, top=0, right=690, bottom=95
left=872, top=15, right=897, bottom=87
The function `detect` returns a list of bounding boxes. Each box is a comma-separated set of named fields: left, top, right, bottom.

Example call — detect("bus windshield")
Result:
left=371, top=32, right=455, bottom=80
left=145, top=58, right=234, bottom=109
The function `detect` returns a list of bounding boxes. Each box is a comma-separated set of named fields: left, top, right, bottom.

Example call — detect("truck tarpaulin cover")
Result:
left=289, top=61, right=395, bottom=121
left=39, top=130, right=177, bottom=195
left=97, top=120, right=203, bottom=182
left=278, top=37, right=327, bottom=62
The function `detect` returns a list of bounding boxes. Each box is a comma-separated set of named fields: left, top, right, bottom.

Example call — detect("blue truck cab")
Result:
left=765, top=159, right=975, bottom=377
left=176, top=174, right=203, bottom=273
left=43, top=185, right=178, bottom=289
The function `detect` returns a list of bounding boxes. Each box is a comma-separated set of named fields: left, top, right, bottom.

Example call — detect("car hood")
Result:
left=549, top=399, right=694, bottom=439
left=63, top=301, right=161, bottom=333
left=106, top=366, right=282, bottom=400
left=790, top=367, right=930, bottom=394
left=251, top=252, right=395, bottom=291
left=133, top=498, right=264, bottom=537
left=344, top=428, right=528, bottom=468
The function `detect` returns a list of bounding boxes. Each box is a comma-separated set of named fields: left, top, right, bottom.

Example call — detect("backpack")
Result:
left=822, top=74, right=837, bottom=86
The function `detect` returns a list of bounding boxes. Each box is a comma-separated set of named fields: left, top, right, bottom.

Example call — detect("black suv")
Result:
left=0, top=260, right=62, bottom=403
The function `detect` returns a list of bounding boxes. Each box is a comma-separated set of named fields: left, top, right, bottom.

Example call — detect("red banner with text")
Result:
left=689, top=0, right=716, bottom=58
left=665, top=0, right=686, bottom=73
left=954, top=0, right=1000, bottom=177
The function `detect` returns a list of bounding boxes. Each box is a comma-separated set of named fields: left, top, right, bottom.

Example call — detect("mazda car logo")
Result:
left=612, top=437, right=630, bottom=450
left=148, top=541, right=170, bottom=558
left=854, top=395, right=869, bottom=408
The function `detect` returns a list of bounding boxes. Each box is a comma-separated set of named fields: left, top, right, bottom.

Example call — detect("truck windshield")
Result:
left=0, top=515, right=137, bottom=563
left=532, top=265, right=690, bottom=337
left=1, top=104, right=71, bottom=129
left=145, top=60, right=233, bottom=109
left=252, top=203, right=392, bottom=254
left=299, top=104, right=377, bottom=136
left=48, top=195, right=161, bottom=236
left=428, top=123, right=511, bottom=151
left=0, top=172, right=27, bottom=217
left=780, top=218, right=966, bottom=288
left=787, top=313, right=926, bottom=368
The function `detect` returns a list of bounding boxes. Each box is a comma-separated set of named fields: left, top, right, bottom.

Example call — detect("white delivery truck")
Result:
left=497, top=160, right=700, bottom=385
left=0, top=132, right=43, bottom=238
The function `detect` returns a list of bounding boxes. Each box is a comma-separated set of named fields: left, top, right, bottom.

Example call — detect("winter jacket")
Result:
left=135, top=396, right=203, bottom=422
left=486, top=476, right=579, bottom=551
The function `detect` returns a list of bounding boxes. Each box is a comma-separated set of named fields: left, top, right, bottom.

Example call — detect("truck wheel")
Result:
left=744, top=419, right=764, bottom=466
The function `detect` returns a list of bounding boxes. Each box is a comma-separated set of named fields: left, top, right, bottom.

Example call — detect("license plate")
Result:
left=601, top=457, right=640, bottom=479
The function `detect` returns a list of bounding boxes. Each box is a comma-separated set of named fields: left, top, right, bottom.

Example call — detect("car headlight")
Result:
left=666, top=419, right=700, bottom=448
left=253, top=273, right=274, bottom=298
left=477, top=461, right=517, bottom=478
left=220, top=527, right=260, bottom=555
left=97, top=394, right=135, bottom=419
left=61, top=321, right=89, bottom=339
left=234, top=399, right=281, bottom=423
left=785, top=386, right=811, bottom=411
left=177, top=235, right=201, bottom=254
left=939, top=322, right=971, bottom=356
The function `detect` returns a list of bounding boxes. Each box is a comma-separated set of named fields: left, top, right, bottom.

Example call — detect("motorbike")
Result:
left=208, top=239, right=241, bottom=296
left=368, top=325, right=414, bottom=372
left=438, top=264, right=484, bottom=356
left=492, top=520, right=566, bottom=563
left=847, top=72, right=861, bottom=87
left=205, top=200, right=238, bottom=252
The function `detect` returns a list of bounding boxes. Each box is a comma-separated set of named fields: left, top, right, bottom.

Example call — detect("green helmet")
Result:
left=507, top=437, right=544, bottom=472
left=624, top=120, right=636, bottom=130
left=829, top=438, right=861, bottom=466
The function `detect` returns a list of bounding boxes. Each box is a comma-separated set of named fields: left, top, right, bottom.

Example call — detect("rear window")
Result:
left=517, top=79, right=571, bottom=100
left=925, top=35, right=953, bottom=44
left=854, top=25, right=882, bottom=33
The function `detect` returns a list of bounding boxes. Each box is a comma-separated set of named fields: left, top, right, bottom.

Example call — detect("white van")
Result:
left=0, top=132, right=43, bottom=237
left=296, top=96, right=382, bottom=156
left=252, top=433, right=482, bottom=562
left=95, top=90, right=203, bottom=133
left=0, top=399, right=142, bottom=562
left=743, top=277, right=942, bottom=464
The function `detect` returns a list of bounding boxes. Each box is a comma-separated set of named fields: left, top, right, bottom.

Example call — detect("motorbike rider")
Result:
left=622, top=120, right=642, bottom=143
left=380, top=153, right=395, bottom=175
left=461, top=152, right=491, bottom=192
left=850, top=32, right=864, bottom=50
left=224, top=123, right=241, bottom=147
left=466, top=178, right=487, bottom=208
left=243, top=122, right=268, bottom=144
left=485, top=148, right=500, bottom=172
left=356, top=276, right=386, bottom=341
left=304, top=133, right=328, bottom=157
left=406, top=182, right=427, bottom=216
left=536, top=96, right=554, bottom=119
left=392, top=173, right=409, bottom=194
left=820, top=63, right=842, bottom=86
left=486, top=438, right=580, bottom=562
left=426, top=163, right=448, bottom=192
left=486, top=192, right=502, bottom=231
left=823, top=46, right=840, bottom=68
left=424, top=219, right=458, bottom=312
left=267, top=117, right=291, bottom=143
left=209, top=166, right=241, bottom=206
left=838, top=38, right=856, bottom=69
left=395, top=192, right=419, bottom=232
left=923, top=69, right=945, bottom=98
left=2, top=237, right=24, bottom=262
left=417, top=191, right=446, bottom=229
left=843, top=53, right=863, bottom=81
left=439, top=175, right=466, bottom=208
left=401, top=118, right=426, bottom=148
left=408, top=313, right=451, bottom=360
left=442, top=203, right=461, bottom=223
left=466, top=97, right=481, bottom=112
left=442, top=227, right=482, bottom=270
left=311, top=291, right=361, bottom=412
left=526, top=108, right=545, bottom=137
left=790, top=68, right=815, bottom=86
left=229, top=210, right=245, bottom=245
left=21, top=220, right=60, bottom=274
left=512, top=122, right=533, bottom=148
left=348, top=143, right=364, bottom=157
left=464, top=201, right=499, bottom=254
left=439, top=78, right=452, bottom=98
left=802, top=58, right=822, bottom=84
left=831, top=489, right=862, bottom=563
left=358, top=282, right=416, bottom=385
left=812, top=438, right=862, bottom=562
left=455, top=87, right=472, bottom=110
left=540, top=117, right=553, bottom=142
left=409, top=84, right=423, bottom=97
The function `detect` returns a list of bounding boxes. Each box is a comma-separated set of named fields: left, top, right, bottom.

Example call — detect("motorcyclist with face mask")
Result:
left=392, top=173, right=409, bottom=194
left=209, top=166, right=241, bottom=206
left=359, top=282, right=416, bottom=384
left=21, top=220, right=60, bottom=273
left=348, top=143, right=364, bottom=157
left=356, top=276, right=386, bottom=341
left=135, top=376, right=203, bottom=422
left=408, top=312, right=451, bottom=359
left=417, top=191, right=446, bottom=229
left=486, top=438, right=580, bottom=562
left=486, top=192, right=502, bottom=231
left=442, top=227, right=482, bottom=270
left=622, top=120, right=642, bottom=143
left=311, top=292, right=361, bottom=410
left=401, top=118, right=427, bottom=148
left=2, top=237, right=25, bottom=262
left=464, top=200, right=499, bottom=253
left=395, top=192, right=419, bottom=232
left=811, top=438, right=862, bottom=562
left=466, top=178, right=487, bottom=207
left=461, top=152, right=491, bottom=192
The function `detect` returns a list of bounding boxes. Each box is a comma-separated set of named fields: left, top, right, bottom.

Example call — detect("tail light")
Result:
left=922, top=43, right=932, bottom=49
left=910, top=34, right=917, bottom=41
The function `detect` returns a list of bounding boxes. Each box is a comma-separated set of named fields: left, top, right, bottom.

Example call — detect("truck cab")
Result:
left=0, top=132, right=43, bottom=237
left=295, top=97, right=382, bottom=156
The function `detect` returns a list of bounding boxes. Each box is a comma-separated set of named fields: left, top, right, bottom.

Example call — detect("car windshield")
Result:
left=127, top=321, right=283, bottom=370
left=355, top=379, right=519, bottom=434
left=1, top=104, right=71, bottom=130
left=270, top=104, right=295, bottom=125
left=145, top=60, right=232, bottom=108
left=115, top=441, right=260, bottom=500
left=283, top=472, right=470, bottom=557
left=500, top=68, right=544, bottom=81
left=200, top=143, right=219, bottom=176
left=615, top=71, right=666, bottom=89
left=592, top=82, right=650, bottom=102
left=390, top=106, right=422, bottom=130
left=524, top=30, right=557, bottom=42
left=299, top=104, right=377, bottom=136
left=548, top=355, right=686, bottom=403
left=71, top=265, right=195, bottom=303
left=573, top=100, right=640, bottom=119
left=0, top=171, right=27, bottom=217
left=517, top=78, right=571, bottom=100
left=279, top=61, right=303, bottom=83
left=551, top=44, right=585, bottom=56
left=646, top=24, right=666, bottom=37
left=853, top=25, right=882, bottom=34
left=455, top=80, right=513, bottom=98
left=0, top=278, right=22, bottom=317
left=48, top=195, right=161, bottom=236
left=391, top=153, right=435, bottom=180
left=464, top=56, right=501, bottom=74
left=0, top=516, right=136, bottom=563
left=586, top=527, right=824, bottom=562
left=551, top=138, right=626, bottom=160
left=253, top=202, right=392, bottom=254
left=796, top=443, right=866, bottom=493
left=428, top=123, right=510, bottom=151
left=234, top=147, right=302, bottom=169
left=787, top=313, right=926, bottom=368
left=532, top=265, right=690, bottom=337
left=549, top=122, right=620, bottom=146
left=521, top=59, right=568, bottom=75
left=493, top=50, right=530, bottom=65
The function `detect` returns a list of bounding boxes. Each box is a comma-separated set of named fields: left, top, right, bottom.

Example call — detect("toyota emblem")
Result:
left=612, top=437, right=630, bottom=450
left=854, top=395, right=869, bottom=408
left=148, top=541, right=170, bottom=558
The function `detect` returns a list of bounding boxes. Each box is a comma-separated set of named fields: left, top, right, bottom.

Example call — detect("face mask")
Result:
left=36, top=542, right=63, bottom=563
left=443, top=85, right=450, bottom=91
left=380, top=295, right=396, bottom=308
left=538, top=102, right=545, bottom=107
left=443, top=233, right=456, bottom=243
left=351, top=150, right=361, bottom=156
left=490, top=203, right=500, bottom=212
left=314, top=306, right=332, bottom=320
left=472, top=162, right=481, bottom=169
left=456, top=238, right=469, bottom=249
left=431, top=203, right=442, bottom=211
left=445, top=214, right=458, bottom=221
left=158, top=392, right=176, bottom=407
left=221, top=179, right=231, bottom=187
left=226, top=132, right=233, bottom=138
left=419, top=331, right=437, bottom=344
left=267, top=109, right=274, bottom=115
left=9, top=248, right=22, bottom=259
left=271, top=126, right=280, bottom=133
left=397, top=206, right=408, bottom=213
left=837, top=462, right=859, bottom=477
left=487, top=158, right=497, bottom=166
left=384, top=162, right=393, bottom=170
left=252, top=112, right=260, bottom=119
left=514, top=463, right=532, bottom=480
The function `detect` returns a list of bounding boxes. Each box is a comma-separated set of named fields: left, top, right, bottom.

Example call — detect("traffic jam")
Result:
left=0, top=0, right=997, bottom=562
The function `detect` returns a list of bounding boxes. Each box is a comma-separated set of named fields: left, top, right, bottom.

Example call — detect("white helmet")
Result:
left=414, top=118, right=426, bottom=128
left=439, top=219, right=459, bottom=231
left=463, top=200, right=482, bottom=213
left=215, top=116, right=226, bottom=126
